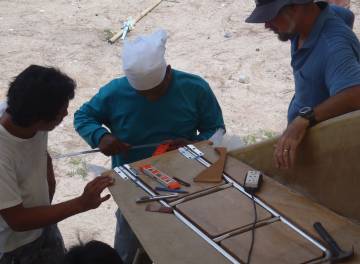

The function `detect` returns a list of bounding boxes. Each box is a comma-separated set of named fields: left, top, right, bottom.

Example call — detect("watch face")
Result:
left=299, top=106, right=312, bottom=115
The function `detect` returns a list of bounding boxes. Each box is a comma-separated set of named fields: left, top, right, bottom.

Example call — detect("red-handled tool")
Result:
left=139, top=164, right=180, bottom=190
left=152, top=143, right=170, bottom=156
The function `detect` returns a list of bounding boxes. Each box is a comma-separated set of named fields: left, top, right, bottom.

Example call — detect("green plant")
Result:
left=104, top=29, right=115, bottom=41
left=243, top=129, right=278, bottom=145
left=67, top=158, right=88, bottom=179
left=70, top=157, right=82, bottom=166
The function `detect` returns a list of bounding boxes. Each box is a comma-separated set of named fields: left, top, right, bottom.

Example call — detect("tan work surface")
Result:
left=188, top=142, right=360, bottom=263
left=176, top=188, right=272, bottom=238
left=199, top=142, right=252, bottom=183
left=109, top=169, right=231, bottom=264
left=130, top=143, right=226, bottom=201
left=213, top=152, right=360, bottom=262
left=221, top=221, right=324, bottom=264
left=109, top=141, right=360, bottom=263
left=231, top=110, right=360, bottom=221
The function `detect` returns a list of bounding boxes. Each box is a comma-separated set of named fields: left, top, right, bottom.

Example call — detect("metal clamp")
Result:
left=188, top=144, right=204, bottom=156
left=178, top=144, right=204, bottom=160
left=121, top=17, right=135, bottom=40
left=179, top=147, right=196, bottom=159
left=114, top=166, right=129, bottom=180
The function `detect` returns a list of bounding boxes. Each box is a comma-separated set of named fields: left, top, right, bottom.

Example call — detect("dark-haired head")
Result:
left=64, top=240, right=123, bottom=264
left=6, top=65, right=76, bottom=129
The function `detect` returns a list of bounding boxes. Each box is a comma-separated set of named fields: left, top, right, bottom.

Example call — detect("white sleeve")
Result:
left=0, top=160, right=22, bottom=210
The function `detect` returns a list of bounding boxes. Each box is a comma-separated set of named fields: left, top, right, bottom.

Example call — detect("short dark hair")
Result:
left=64, top=240, right=123, bottom=264
left=6, top=65, right=76, bottom=127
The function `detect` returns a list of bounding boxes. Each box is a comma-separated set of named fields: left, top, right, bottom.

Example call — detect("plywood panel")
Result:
left=190, top=142, right=360, bottom=263
left=230, top=110, right=360, bottom=221
left=221, top=221, right=323, bottom=264
left=129, top=144, right=225, bottom=201
left=109, top=139, right=360, bottom=264
left=176, top=188, right=272, bottom=237
left=198, top=142, right=252, bottom=185
left=194, top=147, right=227, bottom=183
left=108, top=170, right=231, bottom=264
left=215, top=157, right=360, bottom=263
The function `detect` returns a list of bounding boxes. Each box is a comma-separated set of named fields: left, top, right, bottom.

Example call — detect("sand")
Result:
left=0, top=0, right=359, bottom=248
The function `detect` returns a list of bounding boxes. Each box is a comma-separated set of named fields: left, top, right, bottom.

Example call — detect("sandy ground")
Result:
left=0, top=0, right=359, bottom=249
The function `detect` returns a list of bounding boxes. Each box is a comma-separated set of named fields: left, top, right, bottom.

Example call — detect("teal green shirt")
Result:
left=74, top=69, right=225, bottom=167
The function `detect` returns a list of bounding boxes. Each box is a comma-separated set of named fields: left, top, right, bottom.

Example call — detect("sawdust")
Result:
left=0, top=0, right=359, bottom=248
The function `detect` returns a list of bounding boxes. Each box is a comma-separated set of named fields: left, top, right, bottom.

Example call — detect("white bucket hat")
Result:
left=122, top=29, right=168, bottom=91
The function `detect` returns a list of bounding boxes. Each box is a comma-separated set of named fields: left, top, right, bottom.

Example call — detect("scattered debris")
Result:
left=109, top=0, right=164, bottom=44
left=120, top=17, right=135, bottom=40
left=224, top=32, right=232, bottom=38
left=104, top=29, right=116, bottom=42
left=281, top=89, right=293, bottom=94
left=239, top=74, right=250, bottom=84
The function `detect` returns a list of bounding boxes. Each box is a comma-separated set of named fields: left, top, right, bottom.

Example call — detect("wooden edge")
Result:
left=229, top=110, right=360, bottom=160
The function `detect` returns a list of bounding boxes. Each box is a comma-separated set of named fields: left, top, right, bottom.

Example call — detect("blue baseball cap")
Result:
left=245, top=0, right=314, bottom=23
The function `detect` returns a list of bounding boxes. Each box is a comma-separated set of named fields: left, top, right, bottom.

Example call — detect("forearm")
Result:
left=274, top=86, right=360, bottom=169
left=1, top=175, right=114, bottom=232
left=74, top=108, right=109, bottom=148
left=314, top=86, right=360, bottom=123
left=9, top=198, right=84, bottom=232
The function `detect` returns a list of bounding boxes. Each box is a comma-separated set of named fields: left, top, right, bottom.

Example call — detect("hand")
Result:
left=274, top=117, right=309, bottom=169
left=78, top=175, right=114, bottom=211
left=163, top=138, right=192, bottom=151
left=98, top=134, right=131, bottom=156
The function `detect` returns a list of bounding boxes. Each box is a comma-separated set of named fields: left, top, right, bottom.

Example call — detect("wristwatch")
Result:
left=298, top=106, right=317, bottom=127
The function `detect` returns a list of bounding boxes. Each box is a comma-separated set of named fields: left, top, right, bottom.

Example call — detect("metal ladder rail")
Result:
left=114, top=165, right=241, bottom=264
left=180, top=145, right=329, bottom=256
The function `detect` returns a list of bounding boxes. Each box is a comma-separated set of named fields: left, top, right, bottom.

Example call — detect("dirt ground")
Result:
left=0, top=0, right=359, bottom=249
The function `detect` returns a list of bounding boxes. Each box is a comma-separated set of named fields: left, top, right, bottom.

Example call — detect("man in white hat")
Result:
left=74, top=29, right=225, bottom=263
left=246, top=0, right=360, bottom=169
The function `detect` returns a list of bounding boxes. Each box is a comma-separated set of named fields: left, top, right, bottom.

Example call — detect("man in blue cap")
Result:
left=246, top=0, right=360, bottom=169
left=328, top=0, right=349, bottom=8
left=326, top=0, right=354, bottom=29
